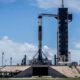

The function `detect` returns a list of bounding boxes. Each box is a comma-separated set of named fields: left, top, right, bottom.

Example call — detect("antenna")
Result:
left=62, top=0, right=64, bottom=8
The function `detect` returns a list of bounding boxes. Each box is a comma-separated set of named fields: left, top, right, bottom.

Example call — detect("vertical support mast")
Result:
left=10, top=57, right=12, bottom=66
left=2, top=52, right=4, bottom=66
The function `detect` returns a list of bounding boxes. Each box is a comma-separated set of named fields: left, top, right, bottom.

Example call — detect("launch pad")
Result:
left=0, top=0, right=80, bottom=78
left=28, top=0, right=73, bottom=77
left=30, top=0, right=72, bottom=66
left=0, top=65, right=80, bottom=78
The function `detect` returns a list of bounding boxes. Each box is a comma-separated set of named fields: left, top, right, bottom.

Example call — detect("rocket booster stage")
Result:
left=38, top=16, right=42, bottom=41
left=38, top=16, right=42, bottom=61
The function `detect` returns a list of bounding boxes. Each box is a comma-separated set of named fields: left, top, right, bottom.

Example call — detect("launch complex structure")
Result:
left=1, top=0, right=80, bottom=78
left=30, top=0, right=72, bottom=66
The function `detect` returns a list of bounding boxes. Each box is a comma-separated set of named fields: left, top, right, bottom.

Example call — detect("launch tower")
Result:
left=30, top=0, right=72, bottom=65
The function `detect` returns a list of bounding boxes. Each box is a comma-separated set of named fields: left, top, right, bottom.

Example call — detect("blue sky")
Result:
left=0, top=0, right=58, bottom=48
left=0, top=0, right=80, bottom=65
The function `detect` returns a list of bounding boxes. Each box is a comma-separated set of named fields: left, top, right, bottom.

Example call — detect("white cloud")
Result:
left=35, top=0, right=80, bottom=12
left=75, top=43, right=80, bottom=49
left=73, top=42, right=80, bottom=49
left=0, top=36, right=37, bottom=66
left=1, top=0, right=80, bottom=13
left=0, top=36, right=80, bottom=66
left=0, top=36, right=55, bottom=66
left=70, top=49, right=80, bottom=63
left=35, top=0, right=60, bottom=8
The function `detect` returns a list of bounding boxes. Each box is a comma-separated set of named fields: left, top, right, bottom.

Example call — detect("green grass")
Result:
left=0, top=78, right=80, bottom=80
left=57, top=78, right=80, bottom=80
